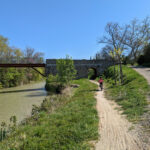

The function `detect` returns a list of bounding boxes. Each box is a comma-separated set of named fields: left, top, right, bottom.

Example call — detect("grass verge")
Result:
left=0, top=79, right=99, bottom=150
left=104, top=66, right=149, bottom=122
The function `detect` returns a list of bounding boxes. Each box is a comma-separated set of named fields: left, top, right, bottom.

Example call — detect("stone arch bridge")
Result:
left=46, top=59, right=113, bottom=78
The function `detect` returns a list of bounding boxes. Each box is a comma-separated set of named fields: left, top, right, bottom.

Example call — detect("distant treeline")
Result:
left=0, top=35, right=44, bottom=88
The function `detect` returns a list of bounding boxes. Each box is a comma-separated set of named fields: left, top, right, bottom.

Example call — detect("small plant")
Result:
left=0, top=122, right=7, bottom=141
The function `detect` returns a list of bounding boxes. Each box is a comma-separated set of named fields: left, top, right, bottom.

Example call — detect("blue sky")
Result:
left=0, top=0, right=150, bottom=59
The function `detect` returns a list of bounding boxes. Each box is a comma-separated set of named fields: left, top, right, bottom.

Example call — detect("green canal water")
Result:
left=0, top=82, right=47, bottom=124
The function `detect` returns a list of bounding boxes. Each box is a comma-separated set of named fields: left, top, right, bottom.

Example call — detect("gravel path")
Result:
left=91, top=81, right=143, bottom=150
left=132, top=67, right=150, bottom=84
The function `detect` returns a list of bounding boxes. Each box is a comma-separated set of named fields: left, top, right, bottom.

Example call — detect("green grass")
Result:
left=104, top=66, right=149, bottom=122
left=0, top=79, right=99, bottom=150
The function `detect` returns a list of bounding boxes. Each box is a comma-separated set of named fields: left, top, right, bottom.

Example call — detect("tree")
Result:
left=109, top=50, right=117, bottom=85
left=23, top=47, right=44, bottom=63
left=0, top=35, right=45, bottom=87
left=14, top=48, right=23, bottom=63
left=0, top=35, right=10, bottom=63
left=99, top=22, right=128, bottom=84
left=138, top=44, right=150, bottom=65
left=92, top=45, right=112, bottom=60
left=123, top=17, right=150, bottom=62
left=56, top=55, right=77, bottom=85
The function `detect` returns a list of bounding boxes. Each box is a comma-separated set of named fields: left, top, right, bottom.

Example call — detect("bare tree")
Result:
left=23, top=47, right=44, bottom=63
left=93, top=45, right=112, bottom=60
left=123, top=17, right=150, bottom=61
left=99, top=22, right=128, bottom=84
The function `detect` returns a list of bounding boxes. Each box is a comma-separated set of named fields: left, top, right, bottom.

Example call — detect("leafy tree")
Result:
left=14, top=48, right=23, bottom=63
left=109, top=50, right=117, bottom=85
left=56, top=55, right=77, bottom=85
left=45, top=55, right=77, bottom=93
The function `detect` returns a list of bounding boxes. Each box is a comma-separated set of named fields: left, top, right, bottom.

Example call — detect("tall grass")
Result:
left=0, top=79, right=99, bottom=150
left=104, top=66, right=149, bottom=121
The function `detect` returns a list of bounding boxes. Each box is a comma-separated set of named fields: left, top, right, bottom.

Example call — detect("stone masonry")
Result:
left=46, top=59, right=113, bottom=78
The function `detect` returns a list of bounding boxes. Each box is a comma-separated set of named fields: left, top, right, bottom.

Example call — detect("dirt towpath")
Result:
left=90, top=81, right=143, bottom=150
left=132, top=67, right=150, bottom=84
left=132, top=66, right=150, bottom=149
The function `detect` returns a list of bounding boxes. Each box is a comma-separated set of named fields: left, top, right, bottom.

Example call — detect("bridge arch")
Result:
left=88, top=68, right=97, bottom=79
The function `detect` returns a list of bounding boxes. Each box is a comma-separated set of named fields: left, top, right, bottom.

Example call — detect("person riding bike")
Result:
left=98, top=77, right=104, bottom=91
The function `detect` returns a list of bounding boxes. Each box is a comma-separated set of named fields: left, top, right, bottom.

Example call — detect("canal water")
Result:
left=0, top=82, right=47, bottom=124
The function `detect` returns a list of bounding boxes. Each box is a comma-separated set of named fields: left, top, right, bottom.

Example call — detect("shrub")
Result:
left=137, top=44, right=150, bottom=65
left=56, top=55, right=77, bottom=85
left=137, top=55, right=145, bottom=65
left=45, top=74, right=64, bottom=93
left=45, top=55, right=77, bottom=93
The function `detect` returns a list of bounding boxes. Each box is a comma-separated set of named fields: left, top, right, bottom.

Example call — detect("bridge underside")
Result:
left=0, top=64, right=45, bottom=67
left=0, top=64, right=46, bottom=77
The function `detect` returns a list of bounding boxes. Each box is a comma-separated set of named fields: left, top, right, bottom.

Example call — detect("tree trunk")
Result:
left=118, top=62, right=120, bottom=84
left=119, top=58, right=123, bottom=85
left=113, top=61, right=117, bottom=85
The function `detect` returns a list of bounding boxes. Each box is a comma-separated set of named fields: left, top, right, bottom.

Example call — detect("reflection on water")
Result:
left=0, top=82, right=47, bottom=124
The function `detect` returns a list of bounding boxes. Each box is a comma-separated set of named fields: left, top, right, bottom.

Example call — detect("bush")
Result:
left=56, top=55, right=77, bottom=85
left=142, top=63, right=150, bottom=67
left=137, top=44, right=150, bottom=65
left=45, top=74, right=64, bottom=93
left=137, top=55, right=145, bottom=65
left=45, top=55, right=77, bottom=93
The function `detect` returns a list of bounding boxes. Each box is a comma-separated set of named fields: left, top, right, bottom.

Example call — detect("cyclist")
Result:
left=98, top=77, right=104, bottom=91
